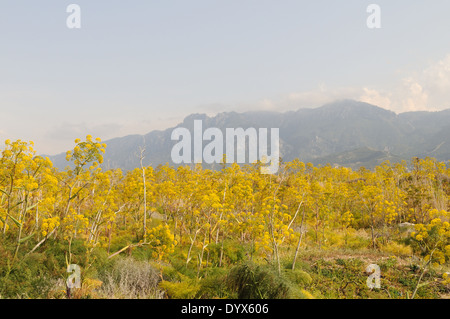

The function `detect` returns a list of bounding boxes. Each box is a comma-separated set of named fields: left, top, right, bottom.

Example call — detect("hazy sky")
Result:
left=2, top=1, right=450, bottom=154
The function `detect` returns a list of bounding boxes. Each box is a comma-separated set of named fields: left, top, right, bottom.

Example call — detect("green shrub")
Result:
left=197, top=268, right=229, bottom=298
left=158, top=279, right=201, bottom=299
left=289, top=287, right=315, bottom=299
left=208, top=241, right=246, bottom=266
left=0, top=252, right=57, bottom=298
left=346, top=235, right=371, bottom=250
left=284, top=269, right=313, bottom=286
left=227, top=261, right=290, bottom=299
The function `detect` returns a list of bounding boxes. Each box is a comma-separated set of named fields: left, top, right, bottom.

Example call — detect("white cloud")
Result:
left=359, top=88, right=392, bottom=110
left=399, top=77, right=429, bottom=112
left=362, top=54, right=450, bottom=113
left=423, top=54, right=450, bottom=91
left=248, top=54, right=450, bottom=114
left=358, top=79, right=429, bottom=113
left=7, top=54, right=450, bottom=155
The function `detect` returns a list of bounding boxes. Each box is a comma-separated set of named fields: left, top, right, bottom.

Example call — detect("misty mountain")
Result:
left=48, top=100, right=450, bottom=171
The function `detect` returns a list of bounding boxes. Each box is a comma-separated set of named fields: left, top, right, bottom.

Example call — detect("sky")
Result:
left=1, top=1, right=450, bottom=155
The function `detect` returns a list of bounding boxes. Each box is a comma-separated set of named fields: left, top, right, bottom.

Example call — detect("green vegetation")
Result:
left=0, top=137, right=449, bottom=299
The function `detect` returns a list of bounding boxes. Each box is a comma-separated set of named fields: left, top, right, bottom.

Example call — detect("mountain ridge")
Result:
left=47, top=100, right=450, bottom=171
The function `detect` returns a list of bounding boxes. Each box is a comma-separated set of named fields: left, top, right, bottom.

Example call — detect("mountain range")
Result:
left=48, top=100, right=450, bottom=171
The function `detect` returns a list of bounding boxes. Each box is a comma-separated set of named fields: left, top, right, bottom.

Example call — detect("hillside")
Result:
left=48, top=100, right=450, bottom=170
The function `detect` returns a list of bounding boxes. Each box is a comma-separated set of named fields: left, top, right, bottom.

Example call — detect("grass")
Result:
left=1, top=228, right=449, bottom=299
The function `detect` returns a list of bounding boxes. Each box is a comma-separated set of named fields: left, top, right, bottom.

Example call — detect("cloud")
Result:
left=248, top=54, right=450, bottom=114
left=398, top=77, right=429, bottom=112
left=360, top=54, right=450, bottom=113
left=32, top=53, right=450, bottom=155
left=423, top=54, right=450, bottom=92
left=358, top=78, right=429, bottom=113
left=359, top=88, right=393, bottom=110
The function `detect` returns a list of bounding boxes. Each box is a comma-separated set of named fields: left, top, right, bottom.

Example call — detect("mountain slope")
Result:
left=48, top=100, right=450, bottom=171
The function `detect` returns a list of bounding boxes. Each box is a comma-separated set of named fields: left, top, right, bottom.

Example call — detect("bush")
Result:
left=227, top=261, right=290, bottom=299
left=98, top=257, right=163, bottom=299
left=197, top=268, right=229, bottom=298
left=346, top=234, right=371, bottom=250
left=284, top=269, right=313, bottom=286
left=289, top=287, right=315, bottom=299
left=207, top=241, right=246, bottom=266
left=380, top=241, right=413, bottom=257
left=158, top=279, right=201, bottom=299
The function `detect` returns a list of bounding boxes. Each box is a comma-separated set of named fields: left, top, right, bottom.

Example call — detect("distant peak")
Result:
left=321, top=99, right=379, bottom=109
left=182, top=113, right=209, bottom=123
left=318, top=99, right=395, bottom=116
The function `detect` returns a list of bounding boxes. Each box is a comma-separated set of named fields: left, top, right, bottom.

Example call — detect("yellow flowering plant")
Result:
left=145, top=224, right=176, bottom=261
left=410, top=217, right=450, bottom=298
left=66, top=135, right=106, bottom=175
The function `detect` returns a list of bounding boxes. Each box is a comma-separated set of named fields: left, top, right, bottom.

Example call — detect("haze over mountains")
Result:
left=48, top=100, right=450, bottom=171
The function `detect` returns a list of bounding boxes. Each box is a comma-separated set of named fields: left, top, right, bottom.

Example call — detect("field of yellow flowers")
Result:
left=0, top=136, right=449, bottom=299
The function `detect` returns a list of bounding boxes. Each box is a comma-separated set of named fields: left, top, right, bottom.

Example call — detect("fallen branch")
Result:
left=26, top=227, right=58, bottom=256
left=108, top=241, right=149, bottom=259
